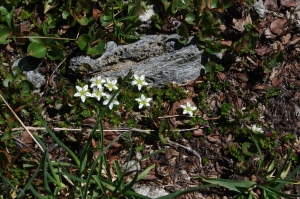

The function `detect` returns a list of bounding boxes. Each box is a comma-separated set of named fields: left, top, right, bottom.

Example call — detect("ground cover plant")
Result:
left=1, top=0, right=300, bottom=198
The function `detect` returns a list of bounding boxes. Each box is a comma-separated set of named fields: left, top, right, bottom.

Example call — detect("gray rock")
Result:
left=69, top=34, right=207, bottom=87
left=12, top=57, right=45, bottom=89
left=132, top=184, right=169, bottom=198
left=121, top=160, right=140, bottom=173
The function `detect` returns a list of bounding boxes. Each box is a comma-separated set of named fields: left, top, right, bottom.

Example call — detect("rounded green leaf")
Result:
left=76, top=16, right=89, bottom=26
left=29, top=34, right=43, bottom=43
left=0, top=27, right=10, bottom=44
left=78, top=34, right=90, bottom=50
left=86, top=40, right=105, bottom=56
left=27, top=42, right=47, bottom=58
left=185, top=13, right=195, bottom=25
left=48, top=46, right=64, bottom=60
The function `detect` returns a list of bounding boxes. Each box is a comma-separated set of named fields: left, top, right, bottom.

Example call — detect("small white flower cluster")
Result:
left=180, top=102, right=197, bottom=116
left=74, top=74, right=152, bottom=110
left=74, top=76, right=119, bottom=110
left=251, top=124, right=264, bottom=133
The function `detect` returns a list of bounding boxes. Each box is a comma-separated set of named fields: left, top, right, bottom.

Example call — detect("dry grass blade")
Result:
left=0, top=93, right=44, bottom=152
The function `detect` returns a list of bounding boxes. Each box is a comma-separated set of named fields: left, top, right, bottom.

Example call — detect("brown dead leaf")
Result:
left=20, top=131, right=33, bottom=145
left=270, top=19, right=287, bottom=35
left=280, top=0, right=296, bottom=7
left=264, top=0, right=278, bottom=11
left=220, top=40, right=232, bottom=47
left=255, top=45, right=272, bottom=56
left=217, top=92, right=225, bottom=102
left=282, top=33, right=291, bottom=44
left=288, top=36, right=300, bottom=46
left=5, top=44, right=14, bottom=52
left=193, top=128, right=203, bottom=137
left=207, top=135, right=221, bottom=143
left=93, top=9, right=101, bottom=21
left=218, top=73, right=226, bottom=81
left=272, top=76, right=284, bottom=87
left=232, top=14, right=252, bottom=32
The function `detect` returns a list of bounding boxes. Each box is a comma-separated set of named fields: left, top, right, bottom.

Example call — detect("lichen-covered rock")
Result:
left=69, top=34, right=207, bottom=87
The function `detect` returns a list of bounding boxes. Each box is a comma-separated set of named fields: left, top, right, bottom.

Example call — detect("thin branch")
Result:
left=158, top=115, right=220, bottom=120
left=167, top=138, right=202, bottom=168
left=9, top=36, right=76, bottom=40
left=0, top=93, right=44, bottom=152
left=12, top=126, right=201, bottom=134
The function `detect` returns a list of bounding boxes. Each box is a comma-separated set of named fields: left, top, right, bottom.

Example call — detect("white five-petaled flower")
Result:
left=132, top=74, right=148, bottom=91
left=91, top=85, right=107, bottom=101
left=103, top=93, right=119, bottom=110
left=90, top=76, right=105, bottom=88
left=104, top=78, right=118, bottom=91
left=180, top=102, right=197, bottom=116
left=74, top=85, right=92, bottom=103
left=251, top=124, right=264, bottom=133
left=135, top=94, right=152, bottom=109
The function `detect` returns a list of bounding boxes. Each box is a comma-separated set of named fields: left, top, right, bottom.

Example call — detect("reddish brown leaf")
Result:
left=272, top=76, right=284, bottom=87
left=270, top=19, right=287, bottom=35
left=264, top=0, right=278, bottom=10
left=280, top=0, right=296, bottom=7
left=255, top=45, right=272, bottom=56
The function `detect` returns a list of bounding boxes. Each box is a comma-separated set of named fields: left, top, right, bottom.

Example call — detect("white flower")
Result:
left=91, top=85, right=107, bottom=101
left=104, top=78, right=118, bottom=91
left=135, top=94, right=152, bottom=109
left=90, top=76, right=105, bottom=88
left=132, top=74, right=148, bottom=91
left=74, top=85, right=92, bottom=102
left=180, top=102, right=197, bottom=116
left=103, top=93, right=119, bottom=110
left=251, top=124, right=264, bottom=133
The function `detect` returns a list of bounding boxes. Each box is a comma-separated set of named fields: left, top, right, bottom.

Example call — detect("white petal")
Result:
left=103, top=100, right=108, bottom=105
left=76, top=86, right=82, bottom=91
left=139, top=104, right=143, bottom=109
left=134, top=74, right=139, bottom=79
left=114, top=100, right=119, bottom=105
left=140, top=75, right=145, bottom=80
left=83, top=85, right=89, bottom=90
left=132, top=80, right=137, bottom=85
left=138, top=84, right=142, bottom=90
left=74, top=92, right=80, bottom=97
left=180, top=105, right=186, bottom=109
left=135, top=98, right=141, bottom=102
left=183, top=110, right=187, bottom=114
left=81, top=96, right=86, bottom=102
left=109, top=104, right=113, bottom=110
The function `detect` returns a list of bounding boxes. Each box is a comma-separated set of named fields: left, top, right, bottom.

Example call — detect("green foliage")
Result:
left=199, top=135, right=300, bottom=199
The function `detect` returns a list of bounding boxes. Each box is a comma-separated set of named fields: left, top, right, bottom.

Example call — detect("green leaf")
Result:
left=0, top=6, right=8, bottom=15
left=76, top=16, right=89, bottom=26
left=185, top=13, right=195, bottom=25
left=86, top=40, right=105, bottom=56
left=202, top=8, right=213, bottom=30
left=47, top=45, right=64, bottom=60
left=19, top=80, right=32, bottom=96
left=176, top=24, right=189, bottom=44
left=161, top=0, right=171, bottom=10
left=28, top=34, right=43, bottom=43
left=27, top=42, right=47, bottom=58
left=100, top=13, right=113, bottom=27
left=0, top=28, right=10, bottom=44
left=157, top=184, right=217, bottom=199
left=198, top=176, right=256, bottom=193
left=3, top=73, right=14, bottom=87
left=77, top=34, right=90, bottom=50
